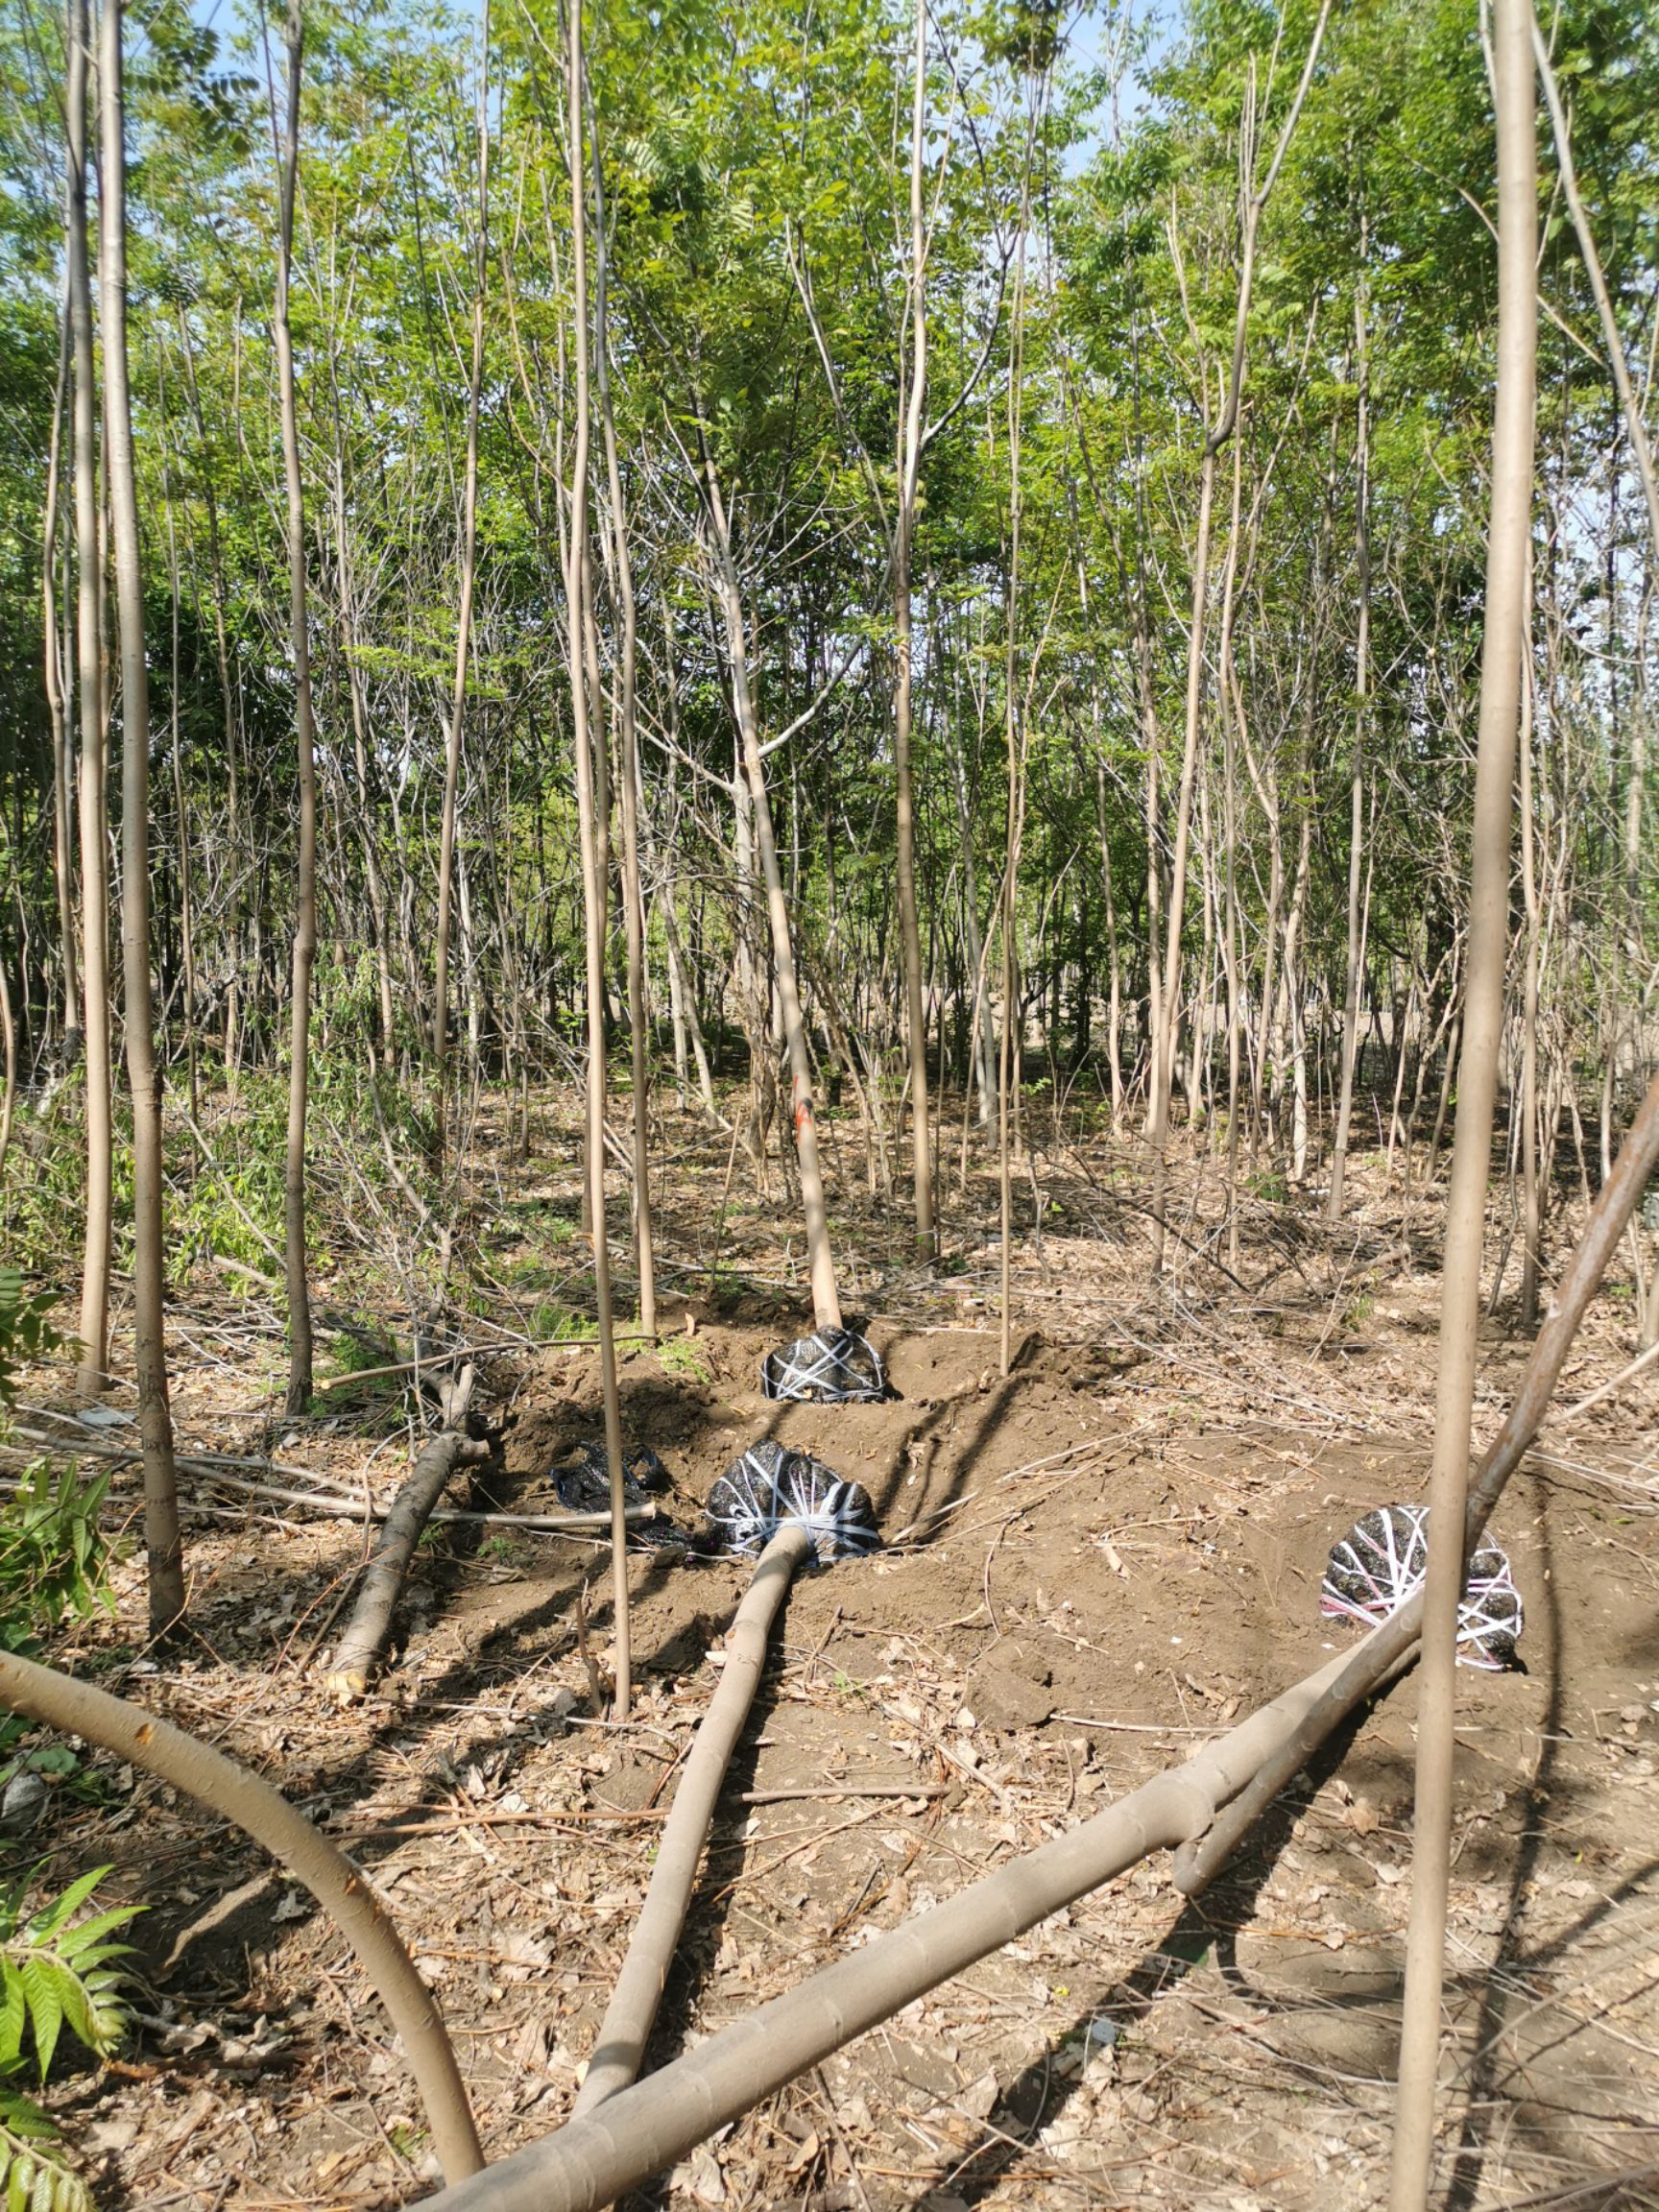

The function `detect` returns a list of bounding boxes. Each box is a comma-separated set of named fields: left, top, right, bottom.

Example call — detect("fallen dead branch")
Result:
left=1, top=1425, right=654, bottom=1532
left=574, top=1524, right=811, bottom=2115
left=0, top=1647, right=483, bottom=2182
left=415, top=1068, right=1659, bottom=2212
left=1175, top=1061, right=1659, bottom=1897
left=325, top=1429, right=491, bottom=1704
left=412, top=1639, right=1365, bottom=2212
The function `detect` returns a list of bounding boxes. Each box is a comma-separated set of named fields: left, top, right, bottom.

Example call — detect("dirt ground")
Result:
left=12, top=1105, right=1659, bottom=2212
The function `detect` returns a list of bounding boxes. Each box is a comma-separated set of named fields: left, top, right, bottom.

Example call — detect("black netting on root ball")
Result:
left=759, top=1328, right=886, bottom=1404
left=1321, top=1503, right=1524, bottom=1671
left=554, top=1441, right=685, bottom=1550
left=705, top=1438, right=880, bottom=1564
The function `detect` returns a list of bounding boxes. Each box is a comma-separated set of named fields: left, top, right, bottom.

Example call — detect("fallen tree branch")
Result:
left=325, top=1431, right=490, bottom=1704
left=412, top=1639, right=1367, bottom=2212
left=313, top=1344, right=491, bottom=1393
left=0, top=1648, right=482, bottom=2182
left=574, top=1524, right=811, bottom=2115
left=1174, top=1061, right=1659, bottom=1898
left=3, top=1427, right=651, bottom=1533
left=415, top=1065, right=1659, bottom=2212
left=1554, top=1336, right=1659, bottom=1423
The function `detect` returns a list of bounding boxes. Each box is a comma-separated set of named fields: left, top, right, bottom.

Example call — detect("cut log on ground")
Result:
left=574, top=1523, right=810, bottom=2115
left=325, top=1429, right=489, bottom=1705
left=410, top=1639, right=1369, bottom=2212
left=413, top=1070, right=1659, bottom=2212
left=0, top=1647, right=482, bottom=2182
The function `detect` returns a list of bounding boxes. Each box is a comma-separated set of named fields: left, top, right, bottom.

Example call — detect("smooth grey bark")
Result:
left=0, top=1648, right=481, bottom=2182
left=410, top=1639, right=1375, bottom=2212
left=591, top=123, right=656, bottom=1337
left=573, top=1527, right=810, bottom=2115
left=1144, top=3, right=1331, bottom=1269
left=273, top=0, right=317, bottom=1414
left=66, top=0, right=110, bottom=1399
left=1326, top=262, right=1371, bottom=1221
left=563, top=0, right=632, bottom=1718
left=100, top=0, right=185, bottom=1633
left=1388, top=2, right=1535, bottom=2200
left=432, top=12, right=490, bottom=1132
left=40, top=294, right=81, bottom=1055
left=700, top=448, right=843, bottom=1334
left=893, top=0, right=935, bottom=1260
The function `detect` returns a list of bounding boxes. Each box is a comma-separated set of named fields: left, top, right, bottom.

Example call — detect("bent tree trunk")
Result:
left=415, top=1067, right=1659, bottom=2212
left=0, top=1648, right=482, bottom=2183
left=701, top=446, right=843, bottom=1334
left=572, top=1525, right=810, bottom=2115
left=410, top=1641, right=1385, bottom=2212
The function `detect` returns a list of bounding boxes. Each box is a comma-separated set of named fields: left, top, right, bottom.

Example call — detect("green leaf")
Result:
left=15, top=1965, right=60, bottom=2081
left=0, top=1974, right=25, bottom=2072
left=53, top=1907, right=139, bottom=1966
left=27, top=1873, right=108, bottom=1946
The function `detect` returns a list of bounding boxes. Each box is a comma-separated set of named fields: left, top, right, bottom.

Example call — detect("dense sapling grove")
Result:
left=0, top=0, right=1656, bottom=2202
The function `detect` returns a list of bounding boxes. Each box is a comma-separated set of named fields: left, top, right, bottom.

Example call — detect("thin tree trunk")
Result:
left=701, top=452, right=843, bottom=1334
left=998, top=165, right=1030, bottom=1380
left=1094, top=762, right=1124, bottom=1132
left=893, top=0, right=934, bottom=1260
left=951, top=733, right=995, bottom=1129
left=41, top=294, right=81, bottom=1055
left=564, top=0, right=632, bottom=1719
left=1327, top=259, right=1370, bottom=1220
left=274, top=0, right=317, bottom=1415
left=159, top=418, right=200, bottom=1124
left=1531, top=13, right=1659, bottom=932
left=591, top=122, right=656, bottom=1337
left=0, top=949, right=14, bottom=1183
left=330, top=456, right=397, bottom=1074
left=100, top=0, right=185, bottom=1634
left=68, top=0, right=110, bottom=1400
left=1519, top=631, right=1543, bottom=1331
left=1146, top=8, right=1330, bottom=1267
left=431, top=14, right=490, bottom=1143
left=1389, top=1, right=1534, bottom=2197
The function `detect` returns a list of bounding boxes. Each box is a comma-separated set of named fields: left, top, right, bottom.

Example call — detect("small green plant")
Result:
left=0, top=1273, right=59, bottom=1410
left=655, top=1336, right=709, bottom=1384
left=528, top=1301, right=595, bottom=1345
left=328, top=1323, right=396, bottom=1378
left=0, top=1863, right=141, bottom=2212
left=0, top=1468, right=112, bottom=1659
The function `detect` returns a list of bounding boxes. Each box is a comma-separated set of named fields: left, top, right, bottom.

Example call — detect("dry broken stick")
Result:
left=0, top=1647, right=482, bottom=2182
left=325, top=1429, right=490, bottom=1705
left=573, top=1523, right=811, bottom=2116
